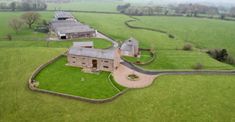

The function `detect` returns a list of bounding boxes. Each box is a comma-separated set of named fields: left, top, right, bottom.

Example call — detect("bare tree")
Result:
left=9, top=18, right=24, bottom=33
left=21, top=12, right=40, bottom=29
left=9, top=2, right=16, bottom=11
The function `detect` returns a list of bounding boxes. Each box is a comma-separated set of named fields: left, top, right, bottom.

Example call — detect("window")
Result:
left=72, top=57, right=76, bottom=58
left=104, top=61, right=109, bottom=63
left=103, top=66, right=109, bottom=69
left=73, top=61, right=76, bottom=63
left=82, top=63, right=86, bottom=65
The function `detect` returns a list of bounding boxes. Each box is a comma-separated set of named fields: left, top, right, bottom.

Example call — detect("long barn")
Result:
left=50, top=12, right=96, bottom=39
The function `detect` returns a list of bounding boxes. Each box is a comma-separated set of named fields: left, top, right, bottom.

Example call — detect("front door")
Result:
left=92, top=60, right=97, bottom=68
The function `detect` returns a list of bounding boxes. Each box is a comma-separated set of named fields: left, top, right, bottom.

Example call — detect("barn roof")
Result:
left=55, top=11, right=74, bottom=19
left=68, top=47, right=116, bottom=60
left=51, top=20, right=95, bottom=34
left=120, top=37, right=139, bottom=52
left=73, top=41, right=94, bottom=47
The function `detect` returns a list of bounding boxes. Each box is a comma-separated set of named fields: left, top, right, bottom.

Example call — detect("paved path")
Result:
left=113, top=64, right=156, bottom=88
left=121, top=61, right=235, bottom=75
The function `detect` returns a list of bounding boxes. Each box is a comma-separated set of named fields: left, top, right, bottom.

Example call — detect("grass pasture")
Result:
left=47, top=0, right=123, bottom=12
left=0, top=48, right=235, bottom=121
left=0, top=11, right=235, bottom=121
left=0, top=12, right=53, bottom=41
left=73, top=12, right=235, bottom=70
left=130, top=16, right=235, bottom=57
left=0, top=38, right=112, bottom=49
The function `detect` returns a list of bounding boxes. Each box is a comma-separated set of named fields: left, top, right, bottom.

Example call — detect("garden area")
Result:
left=34, top=56, right=125, bottom=99
left=123, top=49, right=155, bottom=65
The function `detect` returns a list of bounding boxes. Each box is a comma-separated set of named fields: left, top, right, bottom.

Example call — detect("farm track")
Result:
left=121, top=61, right=235, bottom=76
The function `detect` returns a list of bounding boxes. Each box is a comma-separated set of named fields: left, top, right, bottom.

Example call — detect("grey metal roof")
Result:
left=73, top=42, right=94, bottom=47
left=51, top=20, right=95, bottom=34
left=120, top=37, right=138, bottom=51
left=51, top=20, right=83, bottom=28
left=55, top=11, right=74, bottom=19
left=57, top=26, right=95, bottom=34
left=68, top=47, right=116, bottom=60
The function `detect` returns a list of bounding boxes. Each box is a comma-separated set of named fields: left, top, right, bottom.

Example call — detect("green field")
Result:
left=1, top=11, right=234, bottom=70
left=0, top=49, right=235, bottom=121
left=0, top=38, right=112, bottom=49
left=73, top=12, right=235, bottom=70
left=35, top=56, right=122, bottom=99
left=47, top=0, right=123, bottom=12
left=1, top=11, right=235, bottom=122
left=130, top=16, right=235, bottom=57
left=0, top=12, right=53, bottom=41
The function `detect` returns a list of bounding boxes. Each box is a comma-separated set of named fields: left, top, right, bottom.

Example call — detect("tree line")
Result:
left=117, top=3, right=235, bottom=19
left=9, top=12, right=50, bottom=32
left=0, top=0, right=47, bottom=11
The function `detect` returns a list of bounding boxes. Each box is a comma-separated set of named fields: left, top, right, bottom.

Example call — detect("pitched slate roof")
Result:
left=51, top=20, right=95, bottom=34
left=55, top=11, right=74, bottom=19
left=73, top=41, right=94, bottom=47
left=120, top=37, right=138, bottom=52
left=68, top=47, right=116, bottom=60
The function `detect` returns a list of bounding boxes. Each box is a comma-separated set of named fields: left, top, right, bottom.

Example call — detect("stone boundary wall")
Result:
left=124, top=19, right=169, bottom=35
left=28, top=54, right=129, bottom=103
left=136, top=48, right=156, bottom=66
left=122, top=48, right=156, bottom=66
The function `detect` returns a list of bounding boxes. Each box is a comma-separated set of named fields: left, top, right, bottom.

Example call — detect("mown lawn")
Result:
left=0, top=47, right=235, bottom=121
left=35, top=56, right=121, bottom=99
left=0, top=38, right=112, bottom=49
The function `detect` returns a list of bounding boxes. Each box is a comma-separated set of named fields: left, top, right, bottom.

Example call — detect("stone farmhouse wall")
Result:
left=68, top=54, right=115, bottom=72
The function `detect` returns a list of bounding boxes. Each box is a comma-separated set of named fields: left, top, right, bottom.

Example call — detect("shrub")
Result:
left=193, top=63, right=204, bottom=70
left=207, top=49, right=228, bottom=61
left=183, top=43, right=193, bottom=51
left=6, top=34, right=12, bottom=41
left=168, top=34, right=175, bottom=39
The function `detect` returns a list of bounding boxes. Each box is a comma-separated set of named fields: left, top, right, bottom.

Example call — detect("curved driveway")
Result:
left=121, top=61, right=235, bottom=75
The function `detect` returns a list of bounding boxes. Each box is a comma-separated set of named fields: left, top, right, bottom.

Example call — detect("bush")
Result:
left=6, top=34, right=12, bottom=41
left=183, top=43, right=193, bottom=51
left=193, top=63, right=204, bottom=70
left=168, top=34, right=175, bottom=39
left=207, top=49, right=228, bottom=61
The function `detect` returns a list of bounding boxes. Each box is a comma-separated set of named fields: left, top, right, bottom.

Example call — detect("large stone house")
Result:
left=50, top=12, right=96, bottom=39
left=120, top=37, right=139, bottom=57
left=67, top=42, right=120, bottom=72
